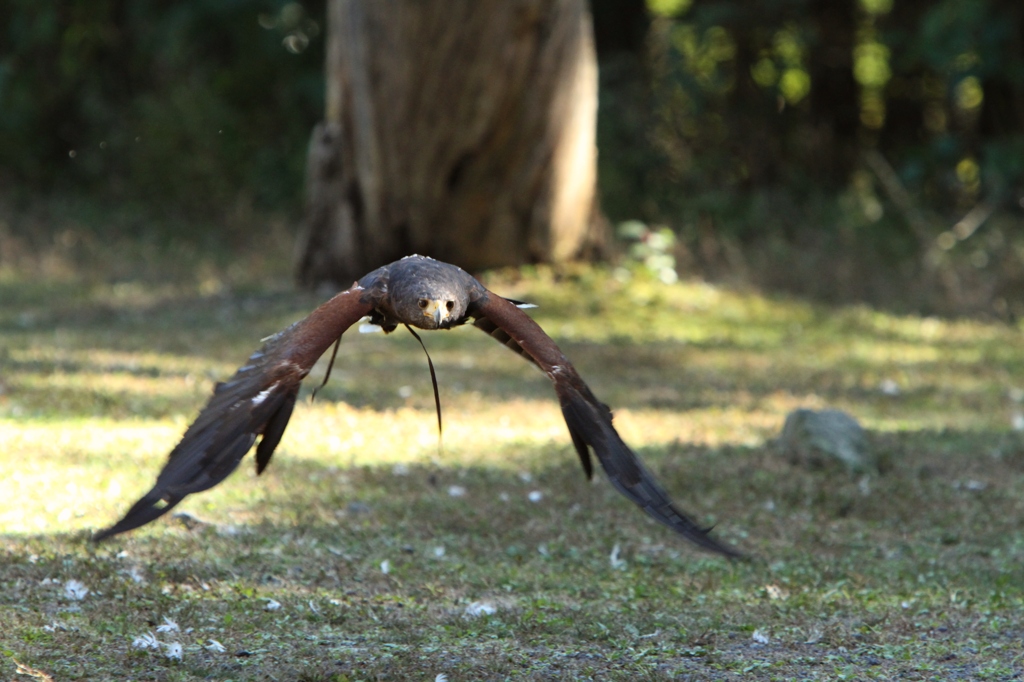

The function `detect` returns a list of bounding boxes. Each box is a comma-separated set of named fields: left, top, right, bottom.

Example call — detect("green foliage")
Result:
left=597, top=0, right=1024, bottom=315
left=1, top=0, right=1022, bottom=315
left=0, top=0, right=325, bottom=212
left=619, top=0, right=1024, bottom=205
left=616, top=220, right=679, bottom=284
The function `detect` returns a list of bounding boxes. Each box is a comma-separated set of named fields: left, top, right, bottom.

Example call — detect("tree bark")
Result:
left=296, top=0, right=607, bottom=287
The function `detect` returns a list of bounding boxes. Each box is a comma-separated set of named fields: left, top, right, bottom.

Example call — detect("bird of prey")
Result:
left=94, top=255, right=739, bottom=557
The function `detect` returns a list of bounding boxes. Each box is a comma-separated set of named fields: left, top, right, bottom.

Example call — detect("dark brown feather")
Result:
left=470, top=291, right=741, bottom=558
left=95, top=255, right=739, bottom=558
left=93, top=284, right=377, bottom=541
left=472, top=315, right=541, bottom=368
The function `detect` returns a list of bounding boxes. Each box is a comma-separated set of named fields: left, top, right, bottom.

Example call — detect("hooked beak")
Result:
left=420, top=299, right=450, bottom=326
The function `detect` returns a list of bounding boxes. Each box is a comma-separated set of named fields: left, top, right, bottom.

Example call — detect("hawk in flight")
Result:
left=95, top=256, right=739, bottom=558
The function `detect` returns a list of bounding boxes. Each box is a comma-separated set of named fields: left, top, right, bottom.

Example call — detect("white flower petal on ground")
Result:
left=752, top=629, right=770, bottom=644
left=131, top=632, right=160, bottom=650
left=433, top=546, right=446, bottom=558
left=380, top=559, right=391, bottom=575
left=464, top=601, right=497, bottom=617
left=609, top=544, right=627, bottom=570
left=263, top=598, right=282, bottom=611
left=447, top=485, right=466, bottom=497
left=435, top=675, right=449, bottom=682
left=205, top=639, right=227, bottom=653
left=156, top=617, right=179, bottom=633
left=163, top=641, right=183, bottom=661
left=63, top=580, right=89, bottom=601
left=879, top=378, right=900, bottom=396
left=527, top=490, right=543, bottom=503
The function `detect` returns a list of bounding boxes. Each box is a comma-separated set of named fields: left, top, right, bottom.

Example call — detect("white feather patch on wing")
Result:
left=251, top=383, right=278, bottom=406
left=359, top=323, right=384, bottom=333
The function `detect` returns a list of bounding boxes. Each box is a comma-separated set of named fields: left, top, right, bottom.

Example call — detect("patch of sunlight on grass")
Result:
left=2, top=343, right=251, bottom=420
left=846, top=338, right=943, bottom=364
left=0, top=418, right=183, bottom=533
left=9, top=346, right=229, bottom=377
left=615, top=407, right=780, bottom=447
left=1, top=266, right=1023, bottom=682
left=284, top=400, right=571, bottom=468
left=3, top=262, right=1023, bottom=542
left=15, top=371, right=195, bottom=405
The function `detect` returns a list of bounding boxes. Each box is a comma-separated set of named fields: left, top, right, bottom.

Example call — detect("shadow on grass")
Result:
left=11, top=427, right=1023, bottom=572
left=4, top=287, right=1022, bottom=427
left=3, top=429, right=1023, bottom=681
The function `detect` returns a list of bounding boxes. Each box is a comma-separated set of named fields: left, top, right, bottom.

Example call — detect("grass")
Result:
left=2, top=247, right=1024, bottom=680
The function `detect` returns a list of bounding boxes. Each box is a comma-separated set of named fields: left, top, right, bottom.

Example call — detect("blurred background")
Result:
left=2, top=0, right=1023, bottom=317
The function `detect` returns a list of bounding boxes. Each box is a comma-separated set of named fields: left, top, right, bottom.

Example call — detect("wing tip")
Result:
left=695, top=534, right=746, bottom=560
left=90, top=527, right=118, bottom=543
left=91, top=492, right=183, bottom=543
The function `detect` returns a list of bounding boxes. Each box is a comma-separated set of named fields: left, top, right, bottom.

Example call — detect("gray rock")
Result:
left=780, top=408, right=875, bottom=473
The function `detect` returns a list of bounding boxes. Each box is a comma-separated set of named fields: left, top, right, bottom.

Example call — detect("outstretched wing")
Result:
left=470, top=292, right=742, bottom=558
left=94, top=285, right=377, bottom=541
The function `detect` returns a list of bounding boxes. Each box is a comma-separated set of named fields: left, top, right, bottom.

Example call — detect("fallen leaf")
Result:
left=13, top=659, right=54, bottom=681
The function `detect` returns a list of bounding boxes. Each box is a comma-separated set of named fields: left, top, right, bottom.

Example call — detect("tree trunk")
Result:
left=296, top=0, right=607, bottom=287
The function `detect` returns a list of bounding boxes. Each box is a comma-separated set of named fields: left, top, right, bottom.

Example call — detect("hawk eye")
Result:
left=418, top=299, right=428, bottom=309
left=446, top=301, right=455, bottom=312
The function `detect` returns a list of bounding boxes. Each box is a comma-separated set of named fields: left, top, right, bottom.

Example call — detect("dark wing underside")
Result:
left=470, top=292, right=741, bottom=558
left=472, top=315, right=541, bottom=370
left=95, top=255, right=737, bottom=557
left=93, top=286, right=375, bottom=541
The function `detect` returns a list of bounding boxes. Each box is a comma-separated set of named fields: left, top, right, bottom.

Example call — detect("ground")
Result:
left=1, top=251, right=1023, bottom=680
